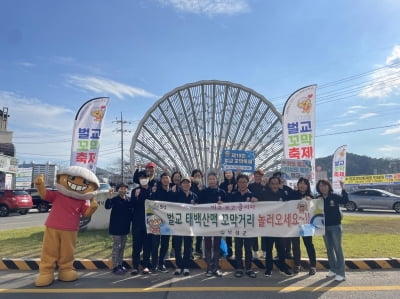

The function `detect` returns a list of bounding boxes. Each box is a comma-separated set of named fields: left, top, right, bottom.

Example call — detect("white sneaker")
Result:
left=183, top=268, right=190, bottom=276
left=326, top=270, right=336, bottom=278
left=334, top=275, right=346, bottom=282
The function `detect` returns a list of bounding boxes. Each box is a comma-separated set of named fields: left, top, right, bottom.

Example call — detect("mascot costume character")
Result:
left=34, top=166, right=99, bottom=287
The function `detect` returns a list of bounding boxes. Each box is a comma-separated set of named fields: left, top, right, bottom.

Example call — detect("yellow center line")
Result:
left=1, top=286, right=400, bottom=293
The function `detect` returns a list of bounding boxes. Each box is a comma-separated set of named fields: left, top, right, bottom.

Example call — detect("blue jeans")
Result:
left=323, top=224, right=345, bottom=277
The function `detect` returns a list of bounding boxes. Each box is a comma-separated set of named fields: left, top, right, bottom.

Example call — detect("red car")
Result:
left=0, top=190, right=33, bottom=217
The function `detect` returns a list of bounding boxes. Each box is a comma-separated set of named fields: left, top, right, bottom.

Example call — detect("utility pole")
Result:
left=113, top=112, right=131, bottom=183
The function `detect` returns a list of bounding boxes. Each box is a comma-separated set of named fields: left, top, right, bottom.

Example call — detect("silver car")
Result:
left=345, top=189, right=400, bottom=213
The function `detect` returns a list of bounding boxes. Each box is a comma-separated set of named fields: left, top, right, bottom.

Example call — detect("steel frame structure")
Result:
left=130, top=80, right=283, bottom=177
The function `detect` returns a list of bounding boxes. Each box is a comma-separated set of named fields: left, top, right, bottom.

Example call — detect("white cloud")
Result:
left=0, top=91, right=75, bottom=164
left=342, top=105, right=366, bottom=116
left=359, top=45, right=400, bottom=98
left=349, top=105, right=366, bottom=109
left=381, top=121, right=400, bottom=135
left=51, top=56, right=76, bottom=64
left=158, top=0, right=250, bottom=16
left=66, top=75, right=156, bottom=99
left=386, top=45, right=400, bottom=65
left=0, top=91, right=74, bottom=132
left=333, top=122, right=356, bottom=127
left=341, top=110, right=357, bottom=116
left=378, top=102, right=400, bottom=107
left=359, top=113, right=377, bottom=119
left=378, top=145, right=400, bottom=153
left=0, top=91, right=123, bottom=167
left=16, top=62, right=35, bottom=67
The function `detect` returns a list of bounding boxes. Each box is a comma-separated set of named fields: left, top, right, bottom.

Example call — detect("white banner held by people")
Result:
left=145, top=199, right=325, bottom=237
left=70, top=97, right=109, bottom=172
left=332, top=145, right=347, bottom=193
left=282, top=85, right=317, bottom=187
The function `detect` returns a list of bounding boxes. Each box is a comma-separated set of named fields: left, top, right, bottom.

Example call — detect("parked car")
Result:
left=345, top=189, right=400, bottom=213
left=0, top=190, right=33, bottom=217
left=98, top=183, right=111, bottom=193
left=25, top=188, right=52, bottom=213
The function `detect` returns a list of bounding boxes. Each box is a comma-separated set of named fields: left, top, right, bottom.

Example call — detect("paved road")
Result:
left=0, top=210, right=47, bottom=231
left=342, top=209, right=399, bottom=217
left=0, top=268, right=399, bottom=298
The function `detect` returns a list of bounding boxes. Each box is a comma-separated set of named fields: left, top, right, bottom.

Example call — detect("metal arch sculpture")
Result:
left=130, top=80, right=283, bottom=176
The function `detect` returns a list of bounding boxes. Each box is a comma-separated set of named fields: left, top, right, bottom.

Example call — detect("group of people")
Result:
left=105, top=162, right=349, bottom=282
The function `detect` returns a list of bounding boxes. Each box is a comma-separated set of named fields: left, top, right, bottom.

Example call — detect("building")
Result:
left=0, top=107, right=18, bottom=189
left=18, top=162, right=58, bottom=188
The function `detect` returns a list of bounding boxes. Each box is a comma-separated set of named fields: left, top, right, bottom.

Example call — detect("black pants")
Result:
left=132, top=228, right=152, bottom=269
left=289, top=237, right=301, bottom=265
left=204, top=236, right=221, bottom=272
left=234, top=237, right=253, bottom=270
left=251, top=237, right=259, bottom=251
left=225, top=236, right=233, bottom=256
left=251, top=237, right=267, bottom=252
left=151, top=234, right=170, bottom=268
left=283, top=237, right=292, bottom=255
left=195, top=236, right=203, bottom=252
left=289, top=236, right=316, bottom=267
left=173, top=235, right=193, bottom=269
left=263, top=237, right=287, bottom=271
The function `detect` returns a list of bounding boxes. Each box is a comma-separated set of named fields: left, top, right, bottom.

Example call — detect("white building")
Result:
left=18, top=162, right=58, bottom=188
left=0, top=107, right=18, bottom=189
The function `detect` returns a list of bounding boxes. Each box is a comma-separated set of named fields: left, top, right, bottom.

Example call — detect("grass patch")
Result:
left=1, top=216, right=399, bottom=259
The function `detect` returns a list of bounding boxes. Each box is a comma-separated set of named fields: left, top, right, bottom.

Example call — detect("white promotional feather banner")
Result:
left=332, top=145, right=347, bottom=193
left=282, top=85, right=317, bottom=187
left=70, top=97, right=109, bottom=172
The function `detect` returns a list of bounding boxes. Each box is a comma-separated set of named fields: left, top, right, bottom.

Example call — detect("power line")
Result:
left=316, top=123, right=399, bottom=137
left=269, top=61, right=400, bottom=109
left=113, top=112, right=132, bottom=183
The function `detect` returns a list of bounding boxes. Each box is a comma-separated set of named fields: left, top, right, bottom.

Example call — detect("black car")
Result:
left=25, top=188, right=52, bottom=213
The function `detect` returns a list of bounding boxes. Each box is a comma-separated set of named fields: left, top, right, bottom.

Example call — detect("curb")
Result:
left=1, top=258, right=399, bottom=271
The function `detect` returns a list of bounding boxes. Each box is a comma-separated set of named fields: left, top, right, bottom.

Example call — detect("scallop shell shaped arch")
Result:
left=130, top=80, right=283, bottom=176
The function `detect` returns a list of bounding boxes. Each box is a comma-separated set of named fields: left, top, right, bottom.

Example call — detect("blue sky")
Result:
left=1, top=0, right=400, bottom=171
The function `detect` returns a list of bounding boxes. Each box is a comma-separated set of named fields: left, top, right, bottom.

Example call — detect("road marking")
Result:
left=2, top=286, right=400, bottom=293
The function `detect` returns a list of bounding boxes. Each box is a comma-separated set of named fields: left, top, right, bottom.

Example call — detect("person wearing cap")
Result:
left=170, top=176, right=198, bottom=276
left=105, top=183, right=132, bottom=275
left=130, top=170, right=153, bottom=275
left=133, top=162, right=158, bottom=189
left=150, top=173, right=172, bottom=272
